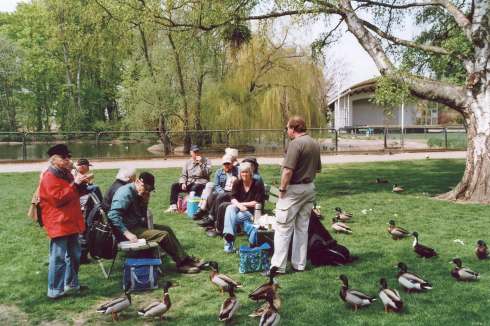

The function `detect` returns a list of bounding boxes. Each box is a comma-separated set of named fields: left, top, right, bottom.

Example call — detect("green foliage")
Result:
left=372, top=74, right=411, bottom=110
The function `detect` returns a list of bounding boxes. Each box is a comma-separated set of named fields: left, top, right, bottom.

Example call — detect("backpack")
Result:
left=86, top=193, right=118, bottom=260
left=307, top=209, right=353, bottom=266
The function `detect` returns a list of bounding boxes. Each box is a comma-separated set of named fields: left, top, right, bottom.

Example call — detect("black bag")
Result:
left=307, top=209, right=353, bottom=266
left=88, top=220, right=118, bottom=260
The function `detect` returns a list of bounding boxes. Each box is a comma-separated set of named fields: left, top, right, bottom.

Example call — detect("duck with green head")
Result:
left=396, top=262, right=432, bottom=292
left=451, top=258, right=480, bottom=281
left=339, top=274, right=376, bottom=311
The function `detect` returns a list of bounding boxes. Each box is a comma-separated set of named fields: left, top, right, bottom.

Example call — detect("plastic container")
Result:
left=186, top=196, right=201, bottom=218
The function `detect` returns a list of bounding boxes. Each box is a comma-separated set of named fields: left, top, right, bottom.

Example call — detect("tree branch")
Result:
left=360, top=18, right=453, bottom=56
left=352, top=0, right=472, bottom=39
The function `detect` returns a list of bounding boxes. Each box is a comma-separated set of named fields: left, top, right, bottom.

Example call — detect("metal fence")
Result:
left=0, top=126, right=467, bottom=161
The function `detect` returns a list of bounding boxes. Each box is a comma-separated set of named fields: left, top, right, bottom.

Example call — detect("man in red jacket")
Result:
left=39, top=144, right=92, bottom=299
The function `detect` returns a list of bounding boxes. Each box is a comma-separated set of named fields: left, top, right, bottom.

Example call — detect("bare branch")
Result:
left=360, top=18, right=453, bottom=56
left=352, top=0, right=472, bottom=39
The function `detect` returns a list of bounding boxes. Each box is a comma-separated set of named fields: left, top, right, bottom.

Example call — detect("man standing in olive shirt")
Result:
left=271, top=116, right=321, bottom=273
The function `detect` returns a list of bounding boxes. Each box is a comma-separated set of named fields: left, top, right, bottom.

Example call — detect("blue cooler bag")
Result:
left=123, top=258, right=161, bottom=291
left=186, top=196, right=200, bottom=218
left=239, top=243, right=271, bottom=273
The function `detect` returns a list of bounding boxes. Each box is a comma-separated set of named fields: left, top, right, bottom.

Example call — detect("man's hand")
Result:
left=181, top=184, right=187, bottom=191
left=74, top=174, right=90, bottom=185
left=238, top=203, right=247, bottom=212
left=123, top=230, right=138, bottom=242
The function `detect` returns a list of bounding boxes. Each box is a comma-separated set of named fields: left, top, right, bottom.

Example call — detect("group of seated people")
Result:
left=78, top=163, right=204, bottom=274
left=163, top=145, right=266, bottom=254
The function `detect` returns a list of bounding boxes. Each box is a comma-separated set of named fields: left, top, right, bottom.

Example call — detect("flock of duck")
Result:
left=94, top=181, right=488, bottom=323
left=332, top=184, right=486, bottom=314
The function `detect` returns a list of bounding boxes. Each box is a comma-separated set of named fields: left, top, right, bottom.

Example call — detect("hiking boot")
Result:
left=197, top=217, right=214, bottom=227
left=165, top=204, right=178, bottom=213
left=192, top=209, right=208, bottom=221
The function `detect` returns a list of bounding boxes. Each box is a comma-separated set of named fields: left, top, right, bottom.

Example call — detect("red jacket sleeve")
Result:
left=41, top=172, right=80, bottom=208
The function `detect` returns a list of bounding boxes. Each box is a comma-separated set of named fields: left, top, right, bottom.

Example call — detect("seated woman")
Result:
left=222, top=162, right=265, bottom=253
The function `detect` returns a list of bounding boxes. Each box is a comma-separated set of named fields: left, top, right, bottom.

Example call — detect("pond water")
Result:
left=0, top=142, right=160, bottom=161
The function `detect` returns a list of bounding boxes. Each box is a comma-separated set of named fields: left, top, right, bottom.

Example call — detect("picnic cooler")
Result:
left=123, top=258, right=161, bottom=291
left=186, top=196, right=200, bottom=218
left=239, top=243, right=271, bottom=273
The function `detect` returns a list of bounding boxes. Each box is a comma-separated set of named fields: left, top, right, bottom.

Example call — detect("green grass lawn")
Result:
left=1, top=159, right=490, bottom=325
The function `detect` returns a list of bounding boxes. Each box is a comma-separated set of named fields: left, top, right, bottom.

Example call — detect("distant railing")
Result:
left=0, top=126, right=466, bottom=161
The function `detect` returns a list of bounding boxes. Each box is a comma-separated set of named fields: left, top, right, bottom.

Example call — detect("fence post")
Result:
left=95, top=132, right=101, bottom=158
left=22, top=132, right=27, bottom=161
left=444, top=127, right=448, bottom=149
left=384, top=128, right=387, bottom=149
left=334, top=129, right=338, bottom=152
left=225, top=129, right=230, bottom=147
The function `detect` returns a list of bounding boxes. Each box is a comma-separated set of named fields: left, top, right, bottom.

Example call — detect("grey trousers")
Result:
left=271, top=183, right=315, bottom=272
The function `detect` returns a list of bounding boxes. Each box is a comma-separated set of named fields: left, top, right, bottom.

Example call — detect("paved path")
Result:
left=0, top=151, right=466, bottom=173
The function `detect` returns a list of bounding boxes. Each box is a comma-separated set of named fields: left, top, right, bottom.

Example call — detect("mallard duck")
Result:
left=96, top=291, right=131, bottom=321
left=208, top=261, right=242, bottom=293
left=392, top=184, right=405, bottom=193
left=387, top=220, right=410, bottom=240
left=396, top=262, right=432, bottom=292
left=475, top=240, right=488, bottom=260
left=249, top=293, right=281, bottom=318
left=335, top=207, right=352, bottom=222
left=412, top=231, right=437, bottom=258
left=259, top=289, right=280, bottom=326
left=219, top=284, right=240, bottom=322
left=378, top=278, right=403, bottom=313
left=339, top=274, right=376, bottom=311
left=376, top=178, right=389, bottom=184
left=138, top=282, right=171, bottom=319
left=249, top=266, right=279, bottom=301
left=332, top=218, right=352, bottom=234
left=451, top=258, right=480, bottom=281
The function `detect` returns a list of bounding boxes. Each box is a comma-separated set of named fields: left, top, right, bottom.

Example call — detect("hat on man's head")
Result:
left=222, top=154, right=233, bottom=164
left=47, top=144, right=71, bottom=157
left=190, top=144, right=200, bottom=152
left=138, top=172, right=155, bottom=191
left=77, top=158, right=92, bottom=166
left=242, top=157, right=259, bottom=168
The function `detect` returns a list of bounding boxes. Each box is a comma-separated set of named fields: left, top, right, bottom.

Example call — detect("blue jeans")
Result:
left=223, top=205, right=257, bottom=245
left=47, top=234, right=81, bottom=298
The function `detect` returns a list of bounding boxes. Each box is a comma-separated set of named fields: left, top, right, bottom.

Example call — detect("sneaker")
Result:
left=192, top=209, right=208, bottom=221
left=165, top=204, right=178, bottom=213
left=224, top=241, right=235, bottom=254
left=197, top=217, right=214, bottom=227
left=64, top=284, right=89, bottom=295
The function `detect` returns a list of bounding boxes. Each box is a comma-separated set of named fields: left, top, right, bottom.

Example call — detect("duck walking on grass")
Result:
left=475, top=240, right=488, bottom=260
left=392, top=184, right=405, bottom=193
left=339, top=274, right=376, bottom=311
left=387, top=220, right=410, bottom=240
left=451, top=258, right=480, bottom=281
left=412, top=231, right=438, bottom=258
left=332, top=218, right=352, bottom=234
left=207, top=261, right=242, bottom=293
left=249, top=266, right=279, bottom=302
left=219, top=284, right=240, bottom=322
left=396, top=262, right=432, bottom=292
left=378, top=278, right=403, bottom=313
left=96, top=291, right=131, bottom=321
left=138, top=282, right=172, bottom=320
left=259, top=289, right=280, bottom=326
left=335, top=207, right=353, bottom=222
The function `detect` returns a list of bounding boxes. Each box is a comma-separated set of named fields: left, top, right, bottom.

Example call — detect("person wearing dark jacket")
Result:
left=108, top=172, right=204, bottom=273
left=101, top=167, right=137, bottom=212
left=39, top=144, right=91, bottom=299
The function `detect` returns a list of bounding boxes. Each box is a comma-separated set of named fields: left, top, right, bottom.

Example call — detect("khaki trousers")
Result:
left=271, top=183, right=315, bottom=272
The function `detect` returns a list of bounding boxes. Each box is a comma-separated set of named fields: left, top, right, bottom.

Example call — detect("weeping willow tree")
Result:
left=201, top=34, right=329, bottom=131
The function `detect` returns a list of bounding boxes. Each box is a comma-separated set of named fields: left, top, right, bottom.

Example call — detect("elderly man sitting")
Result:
left=165, top=145, right=211, bottom=213
left=222, top=162, right=265, bottom=253
left=108, top=172, right=204, bottom=273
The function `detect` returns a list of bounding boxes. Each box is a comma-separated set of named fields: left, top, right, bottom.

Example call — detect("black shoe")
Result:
left=224, top=233, right=235, bottom=243
left=197, top=217, right=214, bottom=227
left=192, top=209, right=208, bottom=221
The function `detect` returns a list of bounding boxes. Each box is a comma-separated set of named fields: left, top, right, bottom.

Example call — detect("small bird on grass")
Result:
left=392, top=184, right=405, bottom=193
left=335, top=207, right=353, bottom=222
left=339, top=274, right=376, bottom=312
left=219, top=284, right=240, bottom=322
left=259, top=289, right=280, bottom=326
left=450, top=258, right=480, bottom=281
left=475, top=240, right=488, bottom=260
left=332, top=218, right=352, bottom=234
left=96, top=291, right=131, bottom=321
left=387, top=220, right=410, bottom=240
left=138, top=282, right=172, bottom=320
left=396, top=262, right=432, bottom=292
left=206, top=261, right=242, bottom=294
left=378, top=278, right=403, bottom=313
left=412, top=231, right=438, bottom=258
